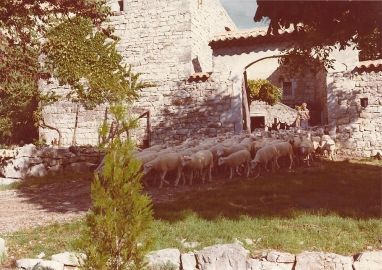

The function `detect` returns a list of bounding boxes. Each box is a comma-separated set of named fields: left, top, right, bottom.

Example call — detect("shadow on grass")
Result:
left=10, top=159, right=381, bottom=218
left=153, top=160, right=382, bottom=221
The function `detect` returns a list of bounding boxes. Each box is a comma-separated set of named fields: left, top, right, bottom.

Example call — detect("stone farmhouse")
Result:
left=39, top=0, right=382, bottom=157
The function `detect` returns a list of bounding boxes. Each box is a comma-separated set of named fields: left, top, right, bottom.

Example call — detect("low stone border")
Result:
left=7, top=242, right=382, bottom=269
left=146, top=244, right=382, bottom=270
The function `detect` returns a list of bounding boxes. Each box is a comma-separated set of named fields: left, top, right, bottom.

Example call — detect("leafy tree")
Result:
left=254, top=1, right=382, bottom=70
left=77, top=105, right=153, bottom=270
left=0, top=1, right=112, bottom=144
left=247, top=79, right=282, bottom=105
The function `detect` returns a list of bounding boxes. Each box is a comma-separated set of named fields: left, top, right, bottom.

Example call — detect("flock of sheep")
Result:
left=132, top=129, right=337, bottom=188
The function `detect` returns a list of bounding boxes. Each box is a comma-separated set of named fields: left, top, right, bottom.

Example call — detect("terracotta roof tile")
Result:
left=353, top=59, right=382, bottom=72
left=209, top=27, right=294, bottom=49
left=188, top=72, right=212, bottom=82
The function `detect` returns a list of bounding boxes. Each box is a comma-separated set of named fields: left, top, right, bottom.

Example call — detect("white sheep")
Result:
left=251, top=145, right=278, bottom=178
left=181, top=150, right=214, bottom=185
left=298, top=137, right=315, bottom=166
left=216, top=144, right=248, bottom=158
left=273, top=141, right=294, bottom=170
left=218, top=149, right=251, bottom=179
left=143, top=152, right=184, bottom=188
left=140, top=144, right=164, bottom=153
left=320, top=135, right=336, bottom=160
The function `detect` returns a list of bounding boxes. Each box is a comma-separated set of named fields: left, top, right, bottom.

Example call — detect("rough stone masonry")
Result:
left=39, top=0, right=239, bottom=146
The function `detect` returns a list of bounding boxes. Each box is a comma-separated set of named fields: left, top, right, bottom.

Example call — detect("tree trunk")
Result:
left=242, top=71, right=251, bottom=133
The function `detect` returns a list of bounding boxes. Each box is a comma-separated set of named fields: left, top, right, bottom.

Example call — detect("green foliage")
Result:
left=247, top=79, right=282, bottom=105
left=0, top=43, right=40, bottom=144
left=43, top=16, right=145, bottom=109
left=77, top=139, right=154, bottom=270
left=255, top=1, right=382, bottom=70
left=0, top=1, right=111, bottom=144
left=99, top=104, right=139, bottom=147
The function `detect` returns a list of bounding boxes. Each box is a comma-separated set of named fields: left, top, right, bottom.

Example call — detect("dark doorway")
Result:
left=250, top=116, right=265, bottom=131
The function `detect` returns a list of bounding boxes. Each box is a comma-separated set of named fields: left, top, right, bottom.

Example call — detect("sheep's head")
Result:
left=216, top=148, right=224, bottom=157
left=217, top=157, right=225, bottom=166
left=181, top=156, right=192, bottom=167
left=143, top=163, right=153, bottom=175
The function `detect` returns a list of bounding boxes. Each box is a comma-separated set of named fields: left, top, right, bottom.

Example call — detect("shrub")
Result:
left=77, top=139, right=154, bottom=270
left=247, top=79, right=282, bottom=105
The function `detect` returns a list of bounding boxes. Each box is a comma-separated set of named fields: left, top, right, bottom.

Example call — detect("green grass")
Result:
left=1, top=160, right=381, bottom=267
left=0, top=181, right=20, bottom=191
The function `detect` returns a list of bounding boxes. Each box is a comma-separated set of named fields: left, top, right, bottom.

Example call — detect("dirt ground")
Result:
left=0, top=178, right=217, bottom=234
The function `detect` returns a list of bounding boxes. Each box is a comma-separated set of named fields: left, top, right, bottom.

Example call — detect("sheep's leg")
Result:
left=159, top=170, right=167, bottom=189
left=288, top=154, right=293, bottom=170
left=208, top=165, right=212, bottom=182
left=246, top=162, right=250, bottom=178
left=229, top=167, right=233, bottom=179
left=253, top=165, right=261, bottom=179
left=174, top=168, right=182, bottom=187
left=201, top=169, right=206, bottom=184
left=306, top=154, right=311, bottom=167
left=264, top=161, right=270, bottom=172
left=189, top=170, right=194, bottom=186
left=275, top=158, right=280, bottom=170
left=235, top=166, right=241, bottom=176
left=182, top=172, right=186, bottom=186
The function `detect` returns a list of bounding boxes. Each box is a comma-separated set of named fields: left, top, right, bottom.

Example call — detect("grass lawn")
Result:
left=1, top=159, right=381, bottom=266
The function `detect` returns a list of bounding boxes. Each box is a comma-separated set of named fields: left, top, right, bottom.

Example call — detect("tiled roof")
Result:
left=188, top=72, right=212, bottom=82
left=353, top=59, right=382, bottom=72
left=209, top=27, right=294, bottom=49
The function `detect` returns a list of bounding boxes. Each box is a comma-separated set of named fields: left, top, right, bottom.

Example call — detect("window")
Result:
left=118, top=1, right=123, bottom=11
left=282, top=81, right=293, bottom=97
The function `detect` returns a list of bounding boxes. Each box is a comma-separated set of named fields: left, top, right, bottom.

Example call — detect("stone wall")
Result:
left=190, top=0, right=236, bottom=73
left=327, top=70, right=382, bottom=157
left=39, top=0, right=240, bottom=147
left=250, top=101, right=297, bottom=128
left=267, top=66, right=327, bottom=125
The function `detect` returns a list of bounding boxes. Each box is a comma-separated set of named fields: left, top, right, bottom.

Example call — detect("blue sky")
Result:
left=220, top=0, right=267, bottom=29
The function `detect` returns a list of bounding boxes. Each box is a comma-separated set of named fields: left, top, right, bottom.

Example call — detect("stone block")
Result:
left=266, top=251, right=295, bottom=263
left=353, top=251, right=382, bottom=270
left=295, top=252, right=353, bottom=270
left=146, top=248, right=181, bottom=270
left=51, top=252, right=86, bottom=267
left=181, top=252, right=197, bottom=270
left=195, top=244, right=248, bottom=270
left=27, top=164, right=48, bottom=178
left=246, top=258, right=293, bottom=270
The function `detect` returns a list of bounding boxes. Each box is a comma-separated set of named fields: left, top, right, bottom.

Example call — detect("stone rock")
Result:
left=353, top=251, right=382, bottom=270
left=266, top=251, right=295, bottom=263
left=0, top=177, right=21, bottom=186
left=246, top=258, right=293, bottom=270
left=65, top=162, right=95, bottom=174
left=16, top=144, right=37, bottom=158
left=27, top=164, right=48, bottom=178
left=181, top=252, right=197, bottom=270
left=146, top=248, right=181, bottom=269
left=0, top=238, right=6, bottom=261
left=48, top=164, right=64, bottom=176
left=0, top=149, right=16, bottom=158
left=295, top=252, right=353, bottom=270
left=35, top=260, right=65, bottom=270
left=51, top=252, right=85, bottom=267
left=16, top=258, right=43, bottom=269
left=0, top=157, right=30, bottom=178
left=195, top=243, right=249, bottom=270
